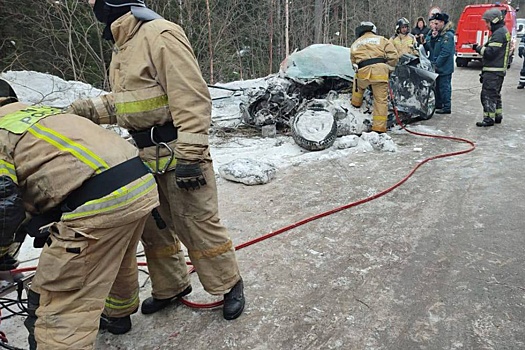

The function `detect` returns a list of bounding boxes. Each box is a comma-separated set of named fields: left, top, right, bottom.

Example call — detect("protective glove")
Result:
left=472, top=43, right=479, bottom=52
left=519, top=47, right=524, bottom=58
left=174, top=162, right=207, bottom=190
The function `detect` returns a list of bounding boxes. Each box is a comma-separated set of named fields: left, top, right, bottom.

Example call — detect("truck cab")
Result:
left=455, top=3, right=518, bottom=68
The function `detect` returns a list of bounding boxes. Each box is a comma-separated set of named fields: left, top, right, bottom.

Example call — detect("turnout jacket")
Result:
left=0, top=102, right=158, bottom=247
left=71, top=12, right=212, bottom=171
left=476, top=22, right=510, bottom=76
left=350, top=32, right=399, bottom=82
left=389, top=33, right=419, bottom=56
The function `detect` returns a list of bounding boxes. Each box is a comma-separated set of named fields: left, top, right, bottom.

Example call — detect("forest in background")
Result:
left=1, top=0, right=523, bottom=89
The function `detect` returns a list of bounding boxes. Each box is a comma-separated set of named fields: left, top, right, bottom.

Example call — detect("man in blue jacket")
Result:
left=423, top=12, right=455, bottom=114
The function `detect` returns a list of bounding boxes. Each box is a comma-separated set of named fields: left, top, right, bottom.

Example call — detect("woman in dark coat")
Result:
left=412, top=16, right=430, bottom=45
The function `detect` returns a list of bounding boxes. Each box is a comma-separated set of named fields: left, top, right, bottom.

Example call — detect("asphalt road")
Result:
left=3, top=60, right=525, bottom=350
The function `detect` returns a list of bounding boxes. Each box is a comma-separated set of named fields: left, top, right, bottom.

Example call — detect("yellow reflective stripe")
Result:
left=483, top=67, right=506, bottom=72
left=487, top=42, right=503, bottom=47
left=27, top=124, right=109, bottom=174
left=0, top=160, right=17, bottom=183
left=0, top=107, right=62, bottom=134
left=62, top=174, right=156, bottom=220
left=144, top=156, right=177, bottom=173
left=105, top=289, right=139, bottom=310
left=115, top=95, right=168, bottom=114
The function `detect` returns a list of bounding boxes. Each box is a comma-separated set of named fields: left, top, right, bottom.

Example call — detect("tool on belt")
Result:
left=129, top=123, right=177, bottom=175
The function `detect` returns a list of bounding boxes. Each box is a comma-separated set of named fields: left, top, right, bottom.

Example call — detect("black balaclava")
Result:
left=93, top=0, right=131, bottom=42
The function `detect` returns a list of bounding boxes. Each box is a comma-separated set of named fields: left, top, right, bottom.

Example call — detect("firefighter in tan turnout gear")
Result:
left=350, top=21, right=399, bottom=133
left=0, top=79, right=159, bottom=349
left=389, top=17, right=419, bottom=56
left=71, top=0, right=245, bottom=325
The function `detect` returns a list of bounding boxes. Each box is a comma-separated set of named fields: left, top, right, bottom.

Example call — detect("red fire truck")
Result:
left=455, top=2, right=518, bottom=67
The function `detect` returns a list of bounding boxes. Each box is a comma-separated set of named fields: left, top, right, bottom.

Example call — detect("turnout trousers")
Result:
left=481, top=72, right=504, bottom=119
left=142, top=160, right=241, bottom=299
left=27, top=213, right=149, bottom=349
left=352, top=78, right=389, bottom=133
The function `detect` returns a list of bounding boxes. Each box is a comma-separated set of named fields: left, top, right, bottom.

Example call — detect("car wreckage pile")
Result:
left=236, top=44, right=437, bottom=151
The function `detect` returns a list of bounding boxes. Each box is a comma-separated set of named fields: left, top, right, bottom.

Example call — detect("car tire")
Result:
left=291, top=106, right=338, bottom=151
left=419, top=88, right=436, bottom=120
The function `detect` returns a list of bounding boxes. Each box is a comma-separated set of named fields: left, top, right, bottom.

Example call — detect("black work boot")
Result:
left=99, top=314, right=132, bottom=335
left=517, top=83, right=524, bottom=89
left=223, top=279, right=245, bottom=320
left=141, top=285, right=192, bottom=315
left=476, top=117, right=495, bottom=127
left=435, top=109, right=451, bottom=114
left=495, top=115, right=502, bottom=124
left=100, top=307, right=138, bottom=335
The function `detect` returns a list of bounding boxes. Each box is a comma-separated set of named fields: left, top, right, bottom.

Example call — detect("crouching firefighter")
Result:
left=0, top=79, right=160, bottom=350
left=70, top=0, right=245, bottom=322
left=350, top=21, right=399, bottom=133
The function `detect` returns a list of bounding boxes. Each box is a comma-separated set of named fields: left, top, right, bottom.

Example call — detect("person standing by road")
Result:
left=411, top=17, right=430, bottom=46
left=350, top=21, right=399, bottom=133
left=472, top=8, right=511, bottom=126
left=71, top=0, right=245, bottom=325
left=0, top=79, right=160, bottom=349
left=423, top=12, right=455, bottom=115
left=517, top=35, right=525, bottom=89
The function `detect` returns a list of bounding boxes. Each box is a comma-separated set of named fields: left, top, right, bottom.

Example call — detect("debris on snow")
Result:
left=218, top=158, right=276, bottom=185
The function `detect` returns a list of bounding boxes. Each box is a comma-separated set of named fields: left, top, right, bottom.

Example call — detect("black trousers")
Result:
left=480, top=72, right=504, bottom=118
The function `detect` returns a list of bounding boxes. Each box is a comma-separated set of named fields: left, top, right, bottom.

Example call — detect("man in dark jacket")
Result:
left=423, top=12, right=455, bottom=114
left=473, top=8, right=511, bottom=126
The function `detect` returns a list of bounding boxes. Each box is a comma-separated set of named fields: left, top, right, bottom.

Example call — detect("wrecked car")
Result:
left=240, top=44, right=437, bottom=151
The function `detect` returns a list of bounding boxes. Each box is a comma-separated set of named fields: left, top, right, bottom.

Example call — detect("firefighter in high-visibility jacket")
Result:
left=350, top=21, right=399, bottom=133
left=389, top=17, right=419, bottom=56
left=0, top=79, right=159, bottom=350
left=473, top=8, right=511, bottom=127
left=70, top=0, right=245, bottom=323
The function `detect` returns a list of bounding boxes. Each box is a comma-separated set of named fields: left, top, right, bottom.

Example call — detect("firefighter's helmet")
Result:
left=482, top=8, right=503, bottom=24
left=396, top=17, right=410, bottom=33
left=355, top=21, right=377, bottom=38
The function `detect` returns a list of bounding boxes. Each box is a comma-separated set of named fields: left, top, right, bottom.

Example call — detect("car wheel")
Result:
left=291, top=106, right=338, bottom=151
left=455, top=57, right=469, bottom=68
left=419, top=88, right=436, bottom=120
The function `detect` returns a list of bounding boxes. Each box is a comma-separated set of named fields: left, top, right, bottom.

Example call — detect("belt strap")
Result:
left=358, top=57, right=387, bottom=69
left=64, top=156, right=149, bottom=211
left=130, top=124, right=178, bottom=149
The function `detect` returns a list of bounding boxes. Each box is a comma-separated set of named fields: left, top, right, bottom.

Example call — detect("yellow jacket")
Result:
left=350, top=32, right=399, bottom=82
left=389, top=33, right=419, bottom=56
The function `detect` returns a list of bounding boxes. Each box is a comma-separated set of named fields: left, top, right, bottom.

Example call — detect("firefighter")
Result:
left=0, top=79, right=159, bottom=349
left=350, top=21, right=399, bottom=133
left=389, top=17, right=419, bottom=56
left=472, top=8, right=511, bottom=126
left=517, top=35, right=525, bottom=89
left=71, top=0, right=245, bottom=324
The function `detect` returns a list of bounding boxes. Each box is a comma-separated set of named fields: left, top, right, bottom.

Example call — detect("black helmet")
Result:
left=355, top=21, right=377, bottom=38
left=482, top=8, right=503, bottom=24
left=93, top=0, right=160, bottom=25
left=0, top=79, right=18, bottom=107
left=396, top=17, right=410, bottom=33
